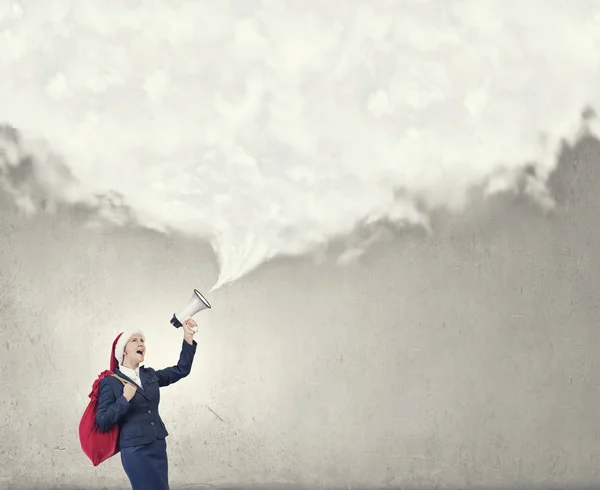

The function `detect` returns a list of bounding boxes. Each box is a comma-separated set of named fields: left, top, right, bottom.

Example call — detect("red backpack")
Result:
left=79, top=370, right=127, bottom=466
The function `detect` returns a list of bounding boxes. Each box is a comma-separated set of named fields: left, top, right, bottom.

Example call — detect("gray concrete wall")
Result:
left=1, top=136, right=600, bottom=488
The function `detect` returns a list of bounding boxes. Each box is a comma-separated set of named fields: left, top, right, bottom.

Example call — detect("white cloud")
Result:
left=0, top=0, right=598, bottom=289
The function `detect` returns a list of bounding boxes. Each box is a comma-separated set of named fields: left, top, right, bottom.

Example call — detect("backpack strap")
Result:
left=111, top=374, right=129, bottom=385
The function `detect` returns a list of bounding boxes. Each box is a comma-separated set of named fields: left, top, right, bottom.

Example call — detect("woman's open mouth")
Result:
left=137, top=350, right=144, bottom=355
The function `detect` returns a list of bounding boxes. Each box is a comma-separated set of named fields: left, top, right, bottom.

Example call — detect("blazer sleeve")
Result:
left=154, top=339, right=197, bottom=387
left=95, top=378, right=133, bottom=432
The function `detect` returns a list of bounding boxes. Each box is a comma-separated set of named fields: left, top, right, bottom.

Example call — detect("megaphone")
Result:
left=170, top=289, right=211, bottom=332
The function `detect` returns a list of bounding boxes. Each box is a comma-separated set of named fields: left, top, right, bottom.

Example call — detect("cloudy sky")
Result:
left=1, top=1, right=600, bottom=489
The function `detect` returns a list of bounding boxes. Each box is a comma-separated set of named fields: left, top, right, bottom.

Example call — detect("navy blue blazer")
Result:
left=96, top=339, right=197, bottom=448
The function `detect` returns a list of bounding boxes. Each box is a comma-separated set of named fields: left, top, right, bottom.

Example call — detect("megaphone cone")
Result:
left=170, top=289, right=211, bottom=330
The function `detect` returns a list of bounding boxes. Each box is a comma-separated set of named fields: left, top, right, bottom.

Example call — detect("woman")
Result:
left=96, top=317, right=198, bottom=490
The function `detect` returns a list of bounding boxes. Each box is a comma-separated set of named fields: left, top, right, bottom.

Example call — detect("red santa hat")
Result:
left=110, top=329, right=145, bottom=371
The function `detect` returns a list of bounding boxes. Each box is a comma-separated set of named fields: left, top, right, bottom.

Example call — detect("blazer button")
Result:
left=148, top=410, right=151, bottom=414
left=151, top=422, right=154, bottom=426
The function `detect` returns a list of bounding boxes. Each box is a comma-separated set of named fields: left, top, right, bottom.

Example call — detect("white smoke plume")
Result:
left=1, top=0, right=599, bottom=290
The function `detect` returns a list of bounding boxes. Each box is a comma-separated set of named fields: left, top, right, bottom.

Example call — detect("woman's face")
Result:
left=124, top=334, right=145, bottom=364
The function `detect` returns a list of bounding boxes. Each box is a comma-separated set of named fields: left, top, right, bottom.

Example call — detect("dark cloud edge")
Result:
left=1, top=121, right=598, bottom=259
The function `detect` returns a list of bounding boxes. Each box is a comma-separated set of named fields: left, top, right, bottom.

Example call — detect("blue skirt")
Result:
left=120, top=438, right=169, bottom=490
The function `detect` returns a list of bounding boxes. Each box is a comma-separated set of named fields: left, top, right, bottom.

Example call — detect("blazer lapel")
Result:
left=114, top=368, right=150, bottom=401
left=139, top=367, right=150, bottom=388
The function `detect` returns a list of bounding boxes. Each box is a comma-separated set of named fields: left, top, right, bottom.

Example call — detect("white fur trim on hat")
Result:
left=114, top=329, right=145, bottom=366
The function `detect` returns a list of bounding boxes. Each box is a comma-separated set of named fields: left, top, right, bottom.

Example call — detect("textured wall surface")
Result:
left=1, top=137, right=600, bottom=488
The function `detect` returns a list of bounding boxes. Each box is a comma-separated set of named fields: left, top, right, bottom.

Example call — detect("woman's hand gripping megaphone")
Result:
left=182, top=317, right=198, bottom=336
